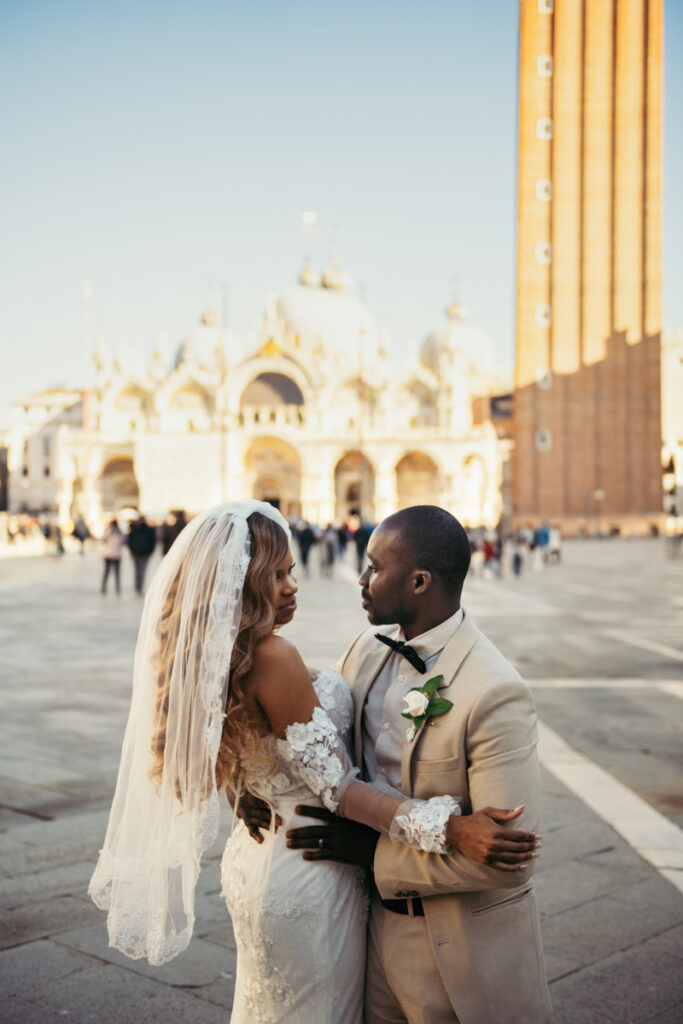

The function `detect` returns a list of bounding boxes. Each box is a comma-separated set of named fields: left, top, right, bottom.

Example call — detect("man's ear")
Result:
left=413, top=570, right=432, bottom=595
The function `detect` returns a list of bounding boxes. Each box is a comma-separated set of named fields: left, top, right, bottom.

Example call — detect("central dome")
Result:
left=276, top=276, right=380, bottom=366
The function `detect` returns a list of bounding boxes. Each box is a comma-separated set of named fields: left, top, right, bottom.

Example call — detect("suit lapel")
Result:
left=400, top=612, right=481, bottom=793
left=352, top=645, right=392, bottom=770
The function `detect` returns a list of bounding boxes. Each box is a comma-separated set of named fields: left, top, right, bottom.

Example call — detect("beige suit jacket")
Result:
left=339, top=612, right=552, bottom=1024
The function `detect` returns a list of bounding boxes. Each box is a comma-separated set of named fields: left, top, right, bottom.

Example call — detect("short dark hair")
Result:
left=384, top=506, right=470, bottom=595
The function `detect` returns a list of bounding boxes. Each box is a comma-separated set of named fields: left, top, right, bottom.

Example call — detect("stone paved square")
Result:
left=1, top=538, right=682, bottom=1022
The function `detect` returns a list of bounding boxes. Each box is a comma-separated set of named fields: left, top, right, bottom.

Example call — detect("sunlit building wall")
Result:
left=514, top=0, right=663, bottom=535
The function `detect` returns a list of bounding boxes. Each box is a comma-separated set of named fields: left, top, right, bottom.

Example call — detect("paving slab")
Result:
left=541, top=892, right=683, bottom=971
left=55, top=924, right=232, bottom=988
left=0, top=939, right=94, bottom=998
left=30, top=962, right=231, bottom=1023
left=0, top=895, right=102, bottom=951
left=548, top=927, right=683, bottom=1024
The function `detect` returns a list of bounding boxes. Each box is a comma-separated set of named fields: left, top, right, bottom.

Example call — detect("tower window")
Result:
left=535, top=242, right=552, bottom=265
left=538, top=0, right=553, bottom=12
left=536, top=118, right=553, bottom=140
left=535, top=305, right=552, bottom=327
left=537, top=56, right=553, bottom=77
left=535, top=367, right=552, bottom=389
left=536, top=179, right=552, bottom=202
left=535, top=428, right=552, bottom=452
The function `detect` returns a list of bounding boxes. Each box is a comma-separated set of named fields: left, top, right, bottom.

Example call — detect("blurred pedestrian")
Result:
left=548, top=525, right=562, bottom=564
left=336, top=522, right=348, bottom=557
left=161, top=510, right=188, bottom=555
left=53, top=522, right=65, bottom=557
left=72, top=515, right=90, bottom=555
left=101, top=518, right=126, bottom=595
left=321, top=523, right=337, bottom=577
left=128, top=514, right=157, bottom=594
left=512, top=536, right=525, bottom=577
left=353, top=520, right=371, bottom=574
left=297, top=521, right=317, bottom=576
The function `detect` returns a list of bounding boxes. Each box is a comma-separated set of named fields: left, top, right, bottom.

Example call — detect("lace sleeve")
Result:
left=388, top=795, right=462, bottom=853
left=277, top=707, right=462, bottom=852
left=339, top=781, right=462, bottom=854
left=276, top=706, right=359, bottom=812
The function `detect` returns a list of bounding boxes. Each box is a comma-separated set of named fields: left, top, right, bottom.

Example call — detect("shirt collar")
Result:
left=398, top=607, right=464, bottom=660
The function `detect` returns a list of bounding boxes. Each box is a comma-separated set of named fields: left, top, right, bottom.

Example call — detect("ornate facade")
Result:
left=7, top=271, right=509, bottom=530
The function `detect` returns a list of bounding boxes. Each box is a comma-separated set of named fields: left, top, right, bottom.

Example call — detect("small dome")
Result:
left=420, top=304, right=496, bottom=377
left=276, top=277, right=379, bottom=365
left=174, top=314, right=240, bottom=370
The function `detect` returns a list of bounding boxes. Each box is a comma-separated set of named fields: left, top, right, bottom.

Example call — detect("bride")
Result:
left=89, top=501, right=538, bottom=1023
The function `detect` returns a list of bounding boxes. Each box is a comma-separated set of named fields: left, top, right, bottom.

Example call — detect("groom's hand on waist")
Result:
left=287, top=806, right=379, bottom=868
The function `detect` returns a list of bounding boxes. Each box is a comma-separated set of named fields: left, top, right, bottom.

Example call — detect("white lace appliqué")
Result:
left=390, top=795, right=461, bottom=854
left=276, top=706, right=348, bottom=812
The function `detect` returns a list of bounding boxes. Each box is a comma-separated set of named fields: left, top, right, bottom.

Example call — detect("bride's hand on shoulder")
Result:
left=447, top=805, right=542, bottom=871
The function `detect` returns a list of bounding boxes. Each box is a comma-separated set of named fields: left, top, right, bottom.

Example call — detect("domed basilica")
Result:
left=12, top=267, right=510, bottom=530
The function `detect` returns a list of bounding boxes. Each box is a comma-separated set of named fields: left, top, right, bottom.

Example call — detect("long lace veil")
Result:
left=88, top=500, right=291, bottom=965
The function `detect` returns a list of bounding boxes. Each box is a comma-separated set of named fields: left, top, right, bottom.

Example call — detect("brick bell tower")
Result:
left=513, top=0, right=663, bottom=535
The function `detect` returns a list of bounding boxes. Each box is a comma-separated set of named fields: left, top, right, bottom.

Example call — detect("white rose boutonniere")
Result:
left=403, top=689, right=430, bottom=717
left=401, top=674, right=453, bottom=742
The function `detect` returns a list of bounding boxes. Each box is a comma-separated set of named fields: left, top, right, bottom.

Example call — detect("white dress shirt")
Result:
left=362, top=608, right=464, bottom=793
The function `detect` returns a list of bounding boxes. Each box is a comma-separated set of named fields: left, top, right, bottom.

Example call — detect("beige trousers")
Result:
left=364, top=900, right=459, bottom=1024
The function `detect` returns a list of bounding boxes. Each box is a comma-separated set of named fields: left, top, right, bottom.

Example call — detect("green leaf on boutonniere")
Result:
left=422, top=674, right=443, bottom=698
left=426, top=697, right=453, bottom=717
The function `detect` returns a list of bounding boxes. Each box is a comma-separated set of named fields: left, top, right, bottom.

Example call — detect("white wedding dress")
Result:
left=221, top=669, right=368, bottom=1024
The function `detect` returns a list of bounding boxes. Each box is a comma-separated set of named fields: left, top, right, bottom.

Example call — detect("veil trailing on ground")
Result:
left=88, top=500, right=291, bottom=966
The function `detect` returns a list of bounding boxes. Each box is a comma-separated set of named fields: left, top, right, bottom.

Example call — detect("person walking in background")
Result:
left=53, top=522, right=65, bottom=557
left=321, top=522, right=337, bottom=577
left=297, top=520, right=317, bottom=576
left=353, top=519, right=371, bottom=574
left=128, top=514, right=156, bottom=594
left=72, top=515, right=90, bottom=555
left=101, top=518, right=126, bottom=595
left=161, top=510, right=187, bottom=556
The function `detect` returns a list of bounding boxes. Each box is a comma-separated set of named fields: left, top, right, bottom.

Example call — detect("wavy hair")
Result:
left=215, top=512, right=289, bottom=797
left=148, top=510, right=290, bottom=801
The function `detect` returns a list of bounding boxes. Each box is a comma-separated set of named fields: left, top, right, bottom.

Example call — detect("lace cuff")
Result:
left=276, top=706, right=358, bottom=812
left=389, top=795, right=462, bottom=853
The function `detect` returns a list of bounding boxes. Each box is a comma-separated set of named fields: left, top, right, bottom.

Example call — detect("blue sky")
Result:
left=1, top=0, right=681, bottom=426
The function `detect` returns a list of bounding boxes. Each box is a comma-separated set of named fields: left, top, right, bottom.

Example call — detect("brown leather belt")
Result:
left=380, top=897, right=424, bottom=916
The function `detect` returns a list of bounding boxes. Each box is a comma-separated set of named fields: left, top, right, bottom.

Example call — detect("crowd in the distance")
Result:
left=0, top=507, right=563, bottom=596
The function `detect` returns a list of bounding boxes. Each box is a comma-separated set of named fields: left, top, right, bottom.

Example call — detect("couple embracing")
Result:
left=90, top=502, right=551, bottom=1023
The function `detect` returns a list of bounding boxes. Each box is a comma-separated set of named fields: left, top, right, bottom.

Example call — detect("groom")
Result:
left=287, top=505, right=551, bottom=1024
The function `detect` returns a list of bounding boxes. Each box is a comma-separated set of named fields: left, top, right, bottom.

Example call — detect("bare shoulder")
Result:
left=247, top=634, right=309, bottom=688
left=247, top=633, right=319, bottom=733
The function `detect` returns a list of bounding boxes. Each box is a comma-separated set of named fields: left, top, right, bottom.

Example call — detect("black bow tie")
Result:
left=375, top=634, right=427, bottom=674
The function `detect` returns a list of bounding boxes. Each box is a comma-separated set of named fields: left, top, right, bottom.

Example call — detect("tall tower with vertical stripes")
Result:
left=513, top=0, right=663, bottom=534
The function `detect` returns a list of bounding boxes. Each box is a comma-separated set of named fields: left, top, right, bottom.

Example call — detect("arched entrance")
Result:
left=395, top=452, right=440, bottom=509
left=101, top=457, right=140, bottom=514
left=245, top=437, right=301, bottom=517
left=240, top=373, right=305, bottom=427
left=335, top=451, right=375, bottom=522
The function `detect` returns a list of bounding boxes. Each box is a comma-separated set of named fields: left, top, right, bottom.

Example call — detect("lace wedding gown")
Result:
left=221, top=669, right=368, bottom=1024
